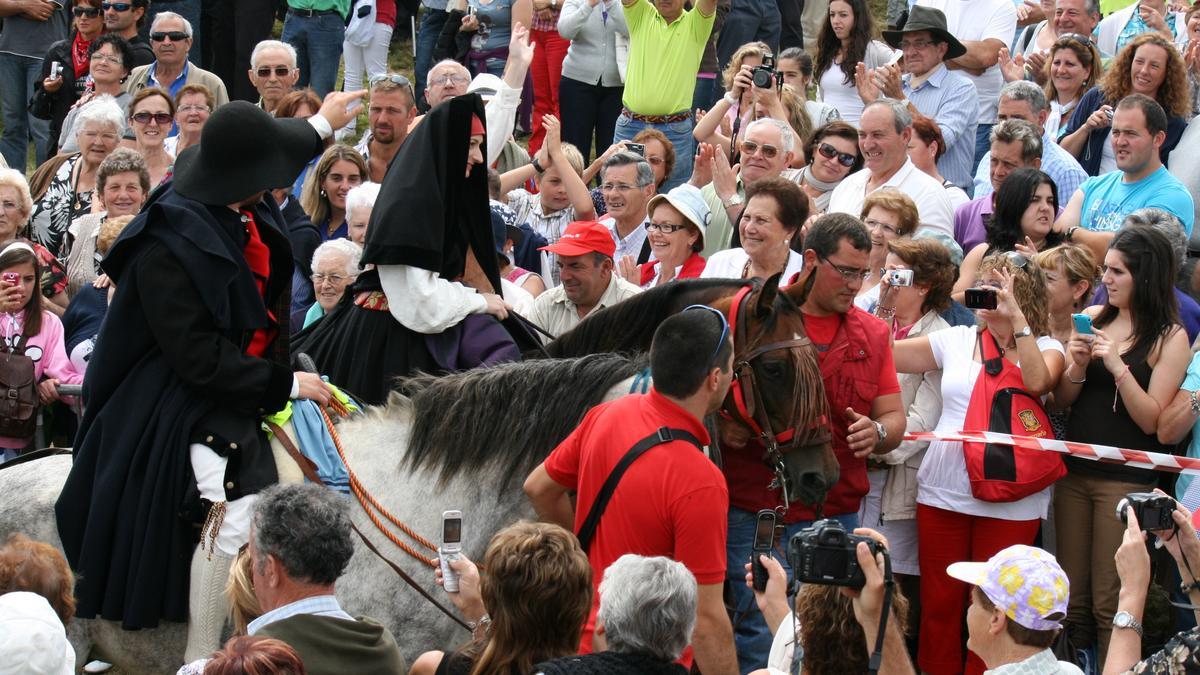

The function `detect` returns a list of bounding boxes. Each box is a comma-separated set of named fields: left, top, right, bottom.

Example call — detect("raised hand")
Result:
left=998, top=48, right=1027, bottom=83
left=508, top=22, right=535, bottom=67
left=855, top=63, right=881, bottom=104
left=689, top=142, right=715, bottom=188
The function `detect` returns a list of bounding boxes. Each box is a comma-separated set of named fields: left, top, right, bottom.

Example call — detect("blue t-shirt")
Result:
left=1079, top=166, right=1195, bottom=235
left=1176, top=352, right=1200, bottom=502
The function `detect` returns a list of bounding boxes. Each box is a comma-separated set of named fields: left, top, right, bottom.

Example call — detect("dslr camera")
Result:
left=788, top=519, right=884, bottom=589
left=1117, top=492, right=1176, bottom=531
left=752, top=54, right=781, bottom=90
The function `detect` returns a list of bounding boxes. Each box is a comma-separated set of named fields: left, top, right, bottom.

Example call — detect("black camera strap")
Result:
left=576, top=427, right=702, bottom=553
left=868, top=550, right=895, bottom=674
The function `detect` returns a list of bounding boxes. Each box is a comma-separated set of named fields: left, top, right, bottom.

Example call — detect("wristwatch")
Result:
left=872, top=420, right=887, bottom=443
left=723, top=193, right=744, bottom=209
left=1013, top=325, right=1033, bottom=340
left=1113, top=610, right=1144, bottom=638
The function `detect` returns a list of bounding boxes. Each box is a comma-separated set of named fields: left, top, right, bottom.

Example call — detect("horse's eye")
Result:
left=761, top=360, right=785, bottom=378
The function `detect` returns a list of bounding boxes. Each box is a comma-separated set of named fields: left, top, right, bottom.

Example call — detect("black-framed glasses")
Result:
left=73, top=6, right=102, bottom=17
left=102, top=2, right=132, bottom=11
left=819, top=255, right=872, bottom=282
left=740, top=140, right=779, bottom=159
left=817, top=142, right=856, bottom=168
left=131, top=111, right=173, bottom=125
left=256, top=66, right=292, bottom=78
left=151, top=31, right=189, bottom=42
left=683, top=304, right=731, bottom=370
left=646, top=221, right=688, bottom=233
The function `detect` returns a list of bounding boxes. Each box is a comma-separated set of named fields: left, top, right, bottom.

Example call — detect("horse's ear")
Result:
left=756, top=273, right=782, bottom=318
left=784, top=265, right=817, bottom=308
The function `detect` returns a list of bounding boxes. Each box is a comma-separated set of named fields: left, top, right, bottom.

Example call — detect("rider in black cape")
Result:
left=292, top=94, right=534, bottom=405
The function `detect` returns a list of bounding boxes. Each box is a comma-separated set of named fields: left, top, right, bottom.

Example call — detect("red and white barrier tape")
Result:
left=903, top=430, right=1200, bottom=477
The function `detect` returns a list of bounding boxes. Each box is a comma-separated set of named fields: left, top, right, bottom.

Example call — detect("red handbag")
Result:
left=962, top=330, right=1064, bottom=502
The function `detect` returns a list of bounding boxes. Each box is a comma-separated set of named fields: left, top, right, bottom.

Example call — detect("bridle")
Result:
left=721, top=282, right=831, bottom=513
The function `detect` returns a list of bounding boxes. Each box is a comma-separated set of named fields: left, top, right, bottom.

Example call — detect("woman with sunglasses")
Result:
left=800, top=121, right=861, bottom=218
left=57, top=34, right=135, bottom=155
left=127, top=87, right=175, bottom=188
left=701, top=176, right=806, bottom=282
left=1051, top=226, right=1190, bottom=669
left=1041, top=33, right=1102, bottom=142
left=954, top=168, right=1064, bottom=298
left=31, top=0, right=106, bottom=155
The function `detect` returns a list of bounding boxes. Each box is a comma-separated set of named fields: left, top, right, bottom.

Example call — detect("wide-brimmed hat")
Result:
left=882, top=6, right=967, bottom=60
left=172, top=100, right=322, bottom=205
left=539, top=221, right=616, bottom=258
left=646, top=184, right=711, bottom=249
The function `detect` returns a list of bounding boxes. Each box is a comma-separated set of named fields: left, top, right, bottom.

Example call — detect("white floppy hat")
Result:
left=0, top=592, right=75, bottom=675
left=646, top=184, right=712, bottom=249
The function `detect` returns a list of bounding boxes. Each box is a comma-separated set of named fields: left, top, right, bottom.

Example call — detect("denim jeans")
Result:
left=415, top=7, right=449, bottom=110
left=142, top=0, right=204, bottom=66
left=613, top=111, right=693, bottom=192
left=726, top=506, right=859, bottom=674
left=0, top=52, right=50, bottom=170
left=281, top=12, right=346, bottom=98
left=693, top=76, right=722, bottom=113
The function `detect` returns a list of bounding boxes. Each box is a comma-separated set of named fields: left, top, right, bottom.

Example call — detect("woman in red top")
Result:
left=637, top=184, right=710, bottom=288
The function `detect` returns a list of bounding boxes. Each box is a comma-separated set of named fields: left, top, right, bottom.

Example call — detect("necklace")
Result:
left=742, top=250, right=789, bottom=280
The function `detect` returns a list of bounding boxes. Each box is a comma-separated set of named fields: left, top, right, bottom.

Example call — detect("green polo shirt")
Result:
left=622, top=0, right=715, bottom=115
left=288, top=0, right=350, bottom=19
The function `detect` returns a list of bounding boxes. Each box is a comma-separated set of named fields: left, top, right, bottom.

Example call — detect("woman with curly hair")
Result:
left=1060, top=33, right=1191, bottom=175
left=813, top=0, right=895, bottom=126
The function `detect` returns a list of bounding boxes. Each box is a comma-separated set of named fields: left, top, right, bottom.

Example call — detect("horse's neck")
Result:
left=605, top=375, right=645, bottom=402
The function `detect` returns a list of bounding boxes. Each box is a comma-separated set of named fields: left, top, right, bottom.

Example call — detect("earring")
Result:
left=320, top=189, right=327, bottom=198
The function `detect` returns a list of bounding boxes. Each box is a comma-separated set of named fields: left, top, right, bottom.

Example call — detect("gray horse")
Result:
left=1, top=354, right=645, bottom=673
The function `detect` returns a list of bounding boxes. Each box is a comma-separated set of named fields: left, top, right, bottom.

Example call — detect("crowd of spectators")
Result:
left=12, top=0, right=1200, bottom=672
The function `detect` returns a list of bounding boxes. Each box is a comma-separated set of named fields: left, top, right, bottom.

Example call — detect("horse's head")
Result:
left=711, top=271, right=839, bottom=510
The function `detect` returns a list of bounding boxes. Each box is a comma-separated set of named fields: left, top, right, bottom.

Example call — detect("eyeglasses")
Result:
left=370, top=73, right=414, bottom=95
left=899, top=38, right=939, bottom=50
left=600, top=182, right=639, bottom=192
left=1056, top=33, right=1094, bottom=49
left=819, top=255, right=872, bottom=282
left=256, top=66, right=293, bottom=78
left=683, top=304, right=730, bottom=370
left=102, top=2, right=132, bottom=11
left=646, top=221, right=688, bottom=233
left=739, top=140, right=779, bottom=159
left=817, top=142, right=857, bottom=168
left=431, top=73, right=470, bottom=87
left=311, top=272, right=351, bottom=284
left=863, top=218, right=900, bottom=236
left=73, top=6, right=102, bottom=17
left=77, top=129, right=119, bottom=142
left=645, top=156, right=665, bottom=166
left=131, top=111, right=173, bottom=125
left=178, top=103, right=210, bottom=114
left=150, top=31, right=190, bottom=42
left=90, top=52, right=123, bottom=65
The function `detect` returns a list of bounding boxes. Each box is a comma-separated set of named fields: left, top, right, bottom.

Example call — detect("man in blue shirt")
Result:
left=1053, top=93, right=1194, bottom=263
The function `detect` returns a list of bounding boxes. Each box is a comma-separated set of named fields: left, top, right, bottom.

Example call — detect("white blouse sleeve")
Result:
left=377, top=264, right=489, bottom=334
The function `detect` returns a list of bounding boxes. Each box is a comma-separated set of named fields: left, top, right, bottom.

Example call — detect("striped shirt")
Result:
left=971, top=133, right=1089, bottom=202
left=507, top=189, right=578, bottom=287
left=903, top=64, right=979, bottom=191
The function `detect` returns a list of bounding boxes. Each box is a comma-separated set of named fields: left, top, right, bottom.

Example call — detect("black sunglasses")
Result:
left=818, top=142, right=856, bottom=168
left=102, top=2, right=132, bottom=11
left=151, top=31, right=189, bottom=42
left=131, top=111, right=173, bottom=125
left=256, top=66, right=292, bottom=78
left=683, top=304, right=731, bottom=370
left=73, top=6, right=102, bottom=17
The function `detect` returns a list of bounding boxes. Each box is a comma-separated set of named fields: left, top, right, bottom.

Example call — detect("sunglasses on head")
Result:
left=256, top=65, right=292, bottom=78
left=151, top=31, right=189, bottom=42
left=740, top=140, right=779, bottom=159
left=682, top=304, right=730, bottom=370
left=73, top=6, right=102, bottom=17
left=817, top=142, right=856, bottom=168
left=102, top=2, right=132, bottom=11
left=1056, top=32, right=1094, bottom=49
left=131, top=111, right=173, bottom=125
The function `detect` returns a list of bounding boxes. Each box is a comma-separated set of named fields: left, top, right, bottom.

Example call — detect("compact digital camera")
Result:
left=884, top=269, right=913, bottom=287
left=788, top=519, right=884, bottom=589
left=1117, top=492, right=1176, bottom=531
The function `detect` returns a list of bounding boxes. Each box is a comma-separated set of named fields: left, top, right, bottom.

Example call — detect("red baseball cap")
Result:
left=539, top=220, right=616, bottom=258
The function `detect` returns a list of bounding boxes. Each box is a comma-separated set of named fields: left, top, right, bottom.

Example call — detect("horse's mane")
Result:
left=396, top=353, right=647, bottom=487
left=545, top=278, right=752, bottom=358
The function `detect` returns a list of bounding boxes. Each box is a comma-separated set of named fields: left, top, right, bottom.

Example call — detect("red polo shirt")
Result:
left=722, top=306, right=900, bottom=523
left=544, top=388, right=729, bottom=661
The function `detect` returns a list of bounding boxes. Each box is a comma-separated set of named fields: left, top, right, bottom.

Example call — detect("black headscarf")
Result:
left=361, top=93, right=500, bottom=294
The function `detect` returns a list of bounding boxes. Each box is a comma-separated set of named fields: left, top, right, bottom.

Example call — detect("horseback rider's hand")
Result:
left=295, top=371, right=333, bottom=407
left=316, top=90, right=368, bottom=132
left=481, top=293, right=510, bottom=321
left=436, top=554, right=486, bottom=621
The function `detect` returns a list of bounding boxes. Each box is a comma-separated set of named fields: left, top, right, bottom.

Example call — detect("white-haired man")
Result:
left=249, top=40, right=300, bottom=116
left=125, top=12, right=229, bottom=111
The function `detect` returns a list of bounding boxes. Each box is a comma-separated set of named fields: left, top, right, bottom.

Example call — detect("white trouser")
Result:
left=190, top=443, right=257, bottom=556
left=341, top=23, right=394, bottom=136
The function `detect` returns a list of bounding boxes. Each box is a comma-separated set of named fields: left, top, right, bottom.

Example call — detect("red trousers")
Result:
left=916, top=503, right=1040, bottom=675
left=528, top=27, right=570, bottom=157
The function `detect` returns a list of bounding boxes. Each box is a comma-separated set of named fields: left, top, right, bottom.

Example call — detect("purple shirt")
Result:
left=954, top=194, right=992, bottom=253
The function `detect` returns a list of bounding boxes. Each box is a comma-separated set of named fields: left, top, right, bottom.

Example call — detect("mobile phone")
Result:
left=885, top=269, right=913, bottom=287
left=439, top=510, right=463, bottom=593
left=626, top=142, right=645, bottom=157
left=1072, top=313, right=1094, bottom=335
left=750, top=509, right=776, bottom=592
left=964, top=287, right=998, bottom=311
left=1105, top=107, right=1114, bottom=121
left=2, top=272, right=19, bottom=286
left=50, top=61, right=62, bottom=79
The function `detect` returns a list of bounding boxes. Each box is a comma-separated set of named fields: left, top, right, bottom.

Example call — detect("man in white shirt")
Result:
left=915, top=0, right=1017, bottom=168
left=597, top=151, right=656, bottom=273
left=827, top=99, right=955, bottom=236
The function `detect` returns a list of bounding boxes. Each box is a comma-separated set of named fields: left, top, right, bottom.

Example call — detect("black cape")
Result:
left=55, top=186, right=294, bottom=629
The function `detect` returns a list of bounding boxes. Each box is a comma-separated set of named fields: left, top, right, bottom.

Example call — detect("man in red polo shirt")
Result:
left=722, top=212, right=908, bottom=673
left=524, top=308, right=738, bottom=675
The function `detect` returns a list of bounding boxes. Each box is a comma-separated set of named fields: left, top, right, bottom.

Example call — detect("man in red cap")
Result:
left=525, top=220, right=642, bottom=338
